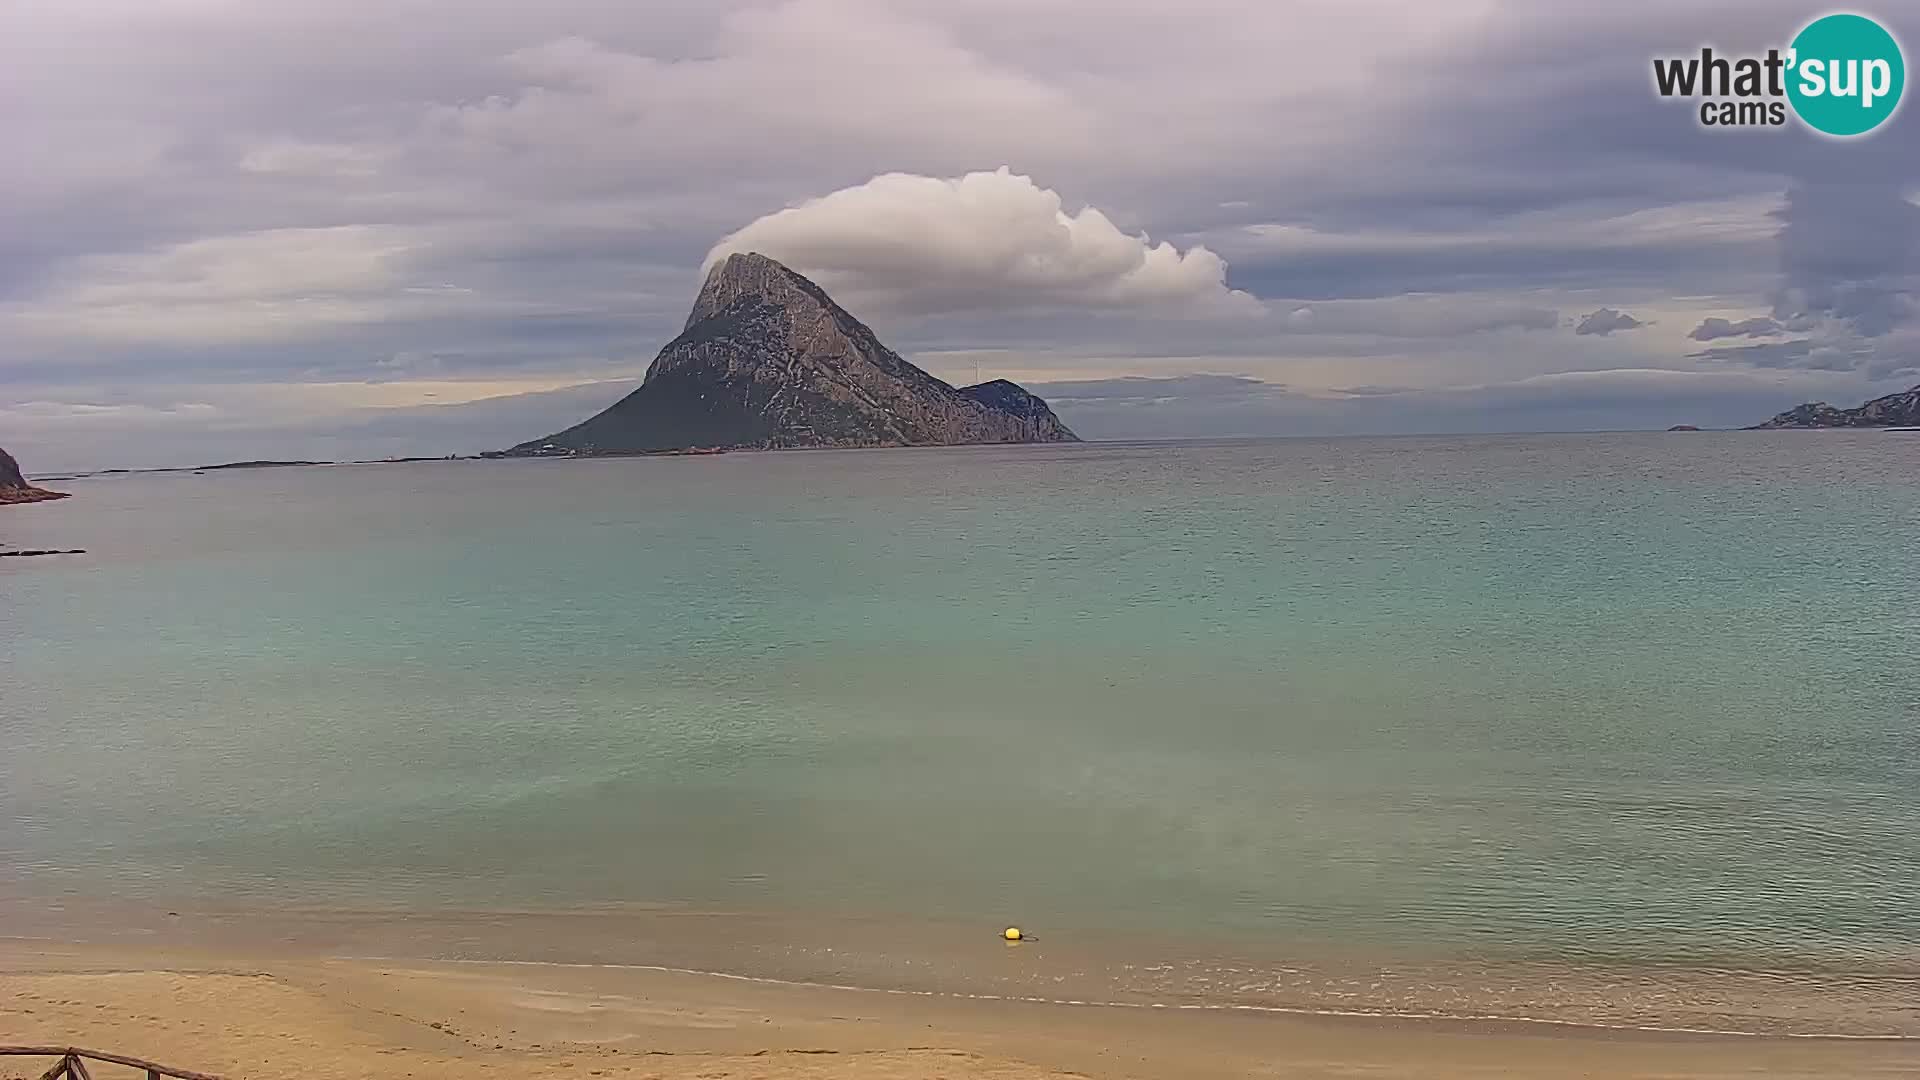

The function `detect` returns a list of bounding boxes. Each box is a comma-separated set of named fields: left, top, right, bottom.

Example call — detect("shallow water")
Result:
left=4, top=433, right=1918, bottom=1033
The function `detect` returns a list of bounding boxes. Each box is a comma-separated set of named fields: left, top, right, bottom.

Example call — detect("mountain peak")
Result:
left=687, top=251, right=826, bottom=330
left=1750, top=383, right=1920, bottom=429
left=508, top=256, right=1077, bottom=455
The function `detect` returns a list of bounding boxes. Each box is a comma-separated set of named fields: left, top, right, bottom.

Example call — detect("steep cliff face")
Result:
left=0, top=446, right=69, bottom=505
left=510, top=253, right=1078, bottom=454
left=1750, top=385, right=1920, bottom=428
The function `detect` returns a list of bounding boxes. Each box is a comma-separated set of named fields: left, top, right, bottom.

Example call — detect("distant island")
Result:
left=39, top=457, right=476, bottom=482
left=500, top=252, right=1077, bottom=457
left=1750, top=384, right=1920, bottom=429
left=197, top=459, right=330, bottom=471
left=0, top=445, right=70, bottom=506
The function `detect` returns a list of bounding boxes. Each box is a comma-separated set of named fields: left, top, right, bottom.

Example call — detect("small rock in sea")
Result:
left=0, top=445, right=72, bottom=503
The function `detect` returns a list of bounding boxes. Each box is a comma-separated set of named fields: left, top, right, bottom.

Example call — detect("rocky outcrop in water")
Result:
left=507, top=253, right=1078, bottom=455
left=0, top=446, right=70, bottom=505
left=1749, top=384, right=1920, bottom=428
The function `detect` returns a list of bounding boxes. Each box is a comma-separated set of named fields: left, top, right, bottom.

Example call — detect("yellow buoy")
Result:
left=1003, top=927, right=1023, bottom=941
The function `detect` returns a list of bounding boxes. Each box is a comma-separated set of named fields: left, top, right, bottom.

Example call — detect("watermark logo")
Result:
left=1788, top=13, right=1905, bottom=134
left=1652, top=12, right=1905, bottom=136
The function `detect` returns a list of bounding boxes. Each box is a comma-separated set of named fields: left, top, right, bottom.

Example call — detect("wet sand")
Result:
left=3, top=939, right=1916, bottom=1080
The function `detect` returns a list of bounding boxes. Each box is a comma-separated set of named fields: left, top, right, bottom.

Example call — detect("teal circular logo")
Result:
left=1787, top=13, right=1905, bottom=136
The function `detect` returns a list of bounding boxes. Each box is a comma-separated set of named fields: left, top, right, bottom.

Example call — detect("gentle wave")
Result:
left=329, top=952, right=1920, bottom=1041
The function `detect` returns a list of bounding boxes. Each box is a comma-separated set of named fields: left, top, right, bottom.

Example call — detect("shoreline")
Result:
left=0, top=488, right=71, bottom=506
left=323, top=951, right=1920, bottom=1043
left=5, top=896, right=1919, bottom=1044
left=3, top=939, right=1917, bottom=1080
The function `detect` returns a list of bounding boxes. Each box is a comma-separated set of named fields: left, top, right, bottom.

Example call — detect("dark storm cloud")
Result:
left=1690, top=339, right=1811, bottom=363
left=1574, top=308, right=1646, bottom=336
left=1690, top=316, right=1782, bottom=341
left=1248, top=3, right=1916, bottom=313
left=1769, top=181, right=1920, bottom=339
left=1864, top=357, right=1920, bottom=382
left=1688, top=339, right=1836, bottom=369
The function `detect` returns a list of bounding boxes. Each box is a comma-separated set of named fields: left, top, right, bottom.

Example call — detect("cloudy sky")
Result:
left=4, top=0, right=1916, bottom=470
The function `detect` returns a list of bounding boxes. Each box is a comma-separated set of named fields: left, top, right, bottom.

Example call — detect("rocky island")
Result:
left=1750, top=384, right=1920, bottom=429
left=0, top=445, right=70, bottom=506
left=504, top=252, right=1077, bottom=456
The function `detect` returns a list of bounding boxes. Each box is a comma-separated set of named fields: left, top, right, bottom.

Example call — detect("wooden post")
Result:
left=0, top=1047, right=223, bottom=1080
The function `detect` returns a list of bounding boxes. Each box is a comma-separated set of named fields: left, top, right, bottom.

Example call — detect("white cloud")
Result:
left=4, top=226, right=494, bottom=345
left=0, top=400, right=218, bottom=423
left=62, top=226, right=412, bottom=303
left=706, top=168, right=1261, bottom=316
left=1232, top=195, right=1782, bottom=260
left=1278, top=297, right=1559, bottom=338
left=426, top=7, right=1094, bottom=188
left=238, top=139, right=386, bottom=178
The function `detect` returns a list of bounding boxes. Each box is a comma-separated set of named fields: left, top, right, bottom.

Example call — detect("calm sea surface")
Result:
left=4, top=434, right=1918, bottom=1034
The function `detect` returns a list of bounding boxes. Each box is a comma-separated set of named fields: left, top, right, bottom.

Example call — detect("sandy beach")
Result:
left=3, top=938, right=1916, bottom=1080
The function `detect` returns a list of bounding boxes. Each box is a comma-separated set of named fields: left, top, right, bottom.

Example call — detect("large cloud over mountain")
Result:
left=707, top=169, right=1259, bottom=316
left=2, top=0, right=1917, bottom=469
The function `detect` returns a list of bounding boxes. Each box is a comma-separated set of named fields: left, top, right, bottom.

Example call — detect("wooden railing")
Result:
left=0, top=1047, right=223, bottom=1080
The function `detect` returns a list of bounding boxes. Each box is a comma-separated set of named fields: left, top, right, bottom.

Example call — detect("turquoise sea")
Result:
left=4, top=433, right=1918, bottom=1034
